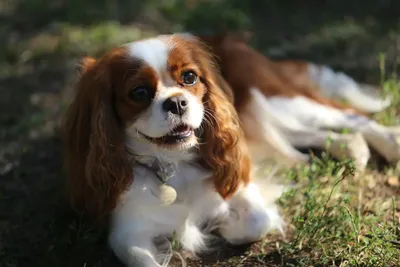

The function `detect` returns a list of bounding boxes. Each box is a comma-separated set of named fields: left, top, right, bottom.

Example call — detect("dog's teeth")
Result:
left=166, top=125, right=193, bottom=138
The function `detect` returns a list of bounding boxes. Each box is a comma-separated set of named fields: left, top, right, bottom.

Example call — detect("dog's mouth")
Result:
left=140, top=124, right=195, bottom=145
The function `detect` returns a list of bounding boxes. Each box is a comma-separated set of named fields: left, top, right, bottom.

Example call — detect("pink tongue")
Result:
left=174, top=125, right=189, bottom=133
left=167, top=125, right=192, bottom=137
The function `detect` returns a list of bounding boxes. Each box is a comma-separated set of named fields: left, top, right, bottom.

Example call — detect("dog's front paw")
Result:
left=219, top=204, right=271, bottom=245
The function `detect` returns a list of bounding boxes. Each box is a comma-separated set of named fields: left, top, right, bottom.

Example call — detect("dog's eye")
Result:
left=130, top=87, right=151, bottom=102
left=181, top=71, right=198, bottom=86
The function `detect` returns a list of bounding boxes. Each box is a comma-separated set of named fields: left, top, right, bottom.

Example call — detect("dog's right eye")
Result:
left=130, top=87, right=152, bottom=103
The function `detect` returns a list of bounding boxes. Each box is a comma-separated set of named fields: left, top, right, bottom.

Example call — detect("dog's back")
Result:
left=199, top=32, right=364, bottom=113
left=198, top=32, right=393, bottom=167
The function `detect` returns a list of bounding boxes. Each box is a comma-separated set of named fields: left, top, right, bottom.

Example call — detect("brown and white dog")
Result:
left=63, top=34, right=283, bottom=267
left=63, top=32, right=399, bottom=267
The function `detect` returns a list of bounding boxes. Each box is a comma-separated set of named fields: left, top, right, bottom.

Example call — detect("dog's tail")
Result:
left=307, top=63, right=391, bottom=113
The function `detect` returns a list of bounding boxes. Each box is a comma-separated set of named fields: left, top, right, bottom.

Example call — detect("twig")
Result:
left=364, top=234, right=400, bottom=247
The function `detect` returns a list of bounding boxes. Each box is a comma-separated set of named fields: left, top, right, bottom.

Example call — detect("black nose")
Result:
left=162, top=95, right=188, bottom=116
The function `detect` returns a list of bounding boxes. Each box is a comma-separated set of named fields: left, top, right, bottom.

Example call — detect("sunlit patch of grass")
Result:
left=276, top=153, right=400, bottom=266
left=56, top=22, right=157, bottom=57
left=373, top=53, right=400, bottom=126
left=374, top=77, right=400, bottom=126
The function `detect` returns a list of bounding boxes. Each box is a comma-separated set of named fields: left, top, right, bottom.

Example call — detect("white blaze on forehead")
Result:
left=124, top=35, right=204, bottom=141
left=126, top=36, right=174, bottom=76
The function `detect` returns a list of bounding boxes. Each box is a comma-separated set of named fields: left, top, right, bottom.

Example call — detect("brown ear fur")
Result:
left=62, top=57, right=132, bottom=218
left=190, top=38, right=251, bottom=198
left=75, top=56, right=97, bottom=76
left=200, top=82, right=251, bottom=198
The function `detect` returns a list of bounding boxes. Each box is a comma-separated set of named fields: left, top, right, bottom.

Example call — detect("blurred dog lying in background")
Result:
left=199, top=32, right=400, bottom=170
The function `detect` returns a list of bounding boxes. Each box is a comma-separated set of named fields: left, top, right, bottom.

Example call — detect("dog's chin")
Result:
left=139, top=124, right=198, bottom=151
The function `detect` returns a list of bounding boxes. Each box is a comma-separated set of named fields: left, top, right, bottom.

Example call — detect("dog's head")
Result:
left=62, top=34, right=251, bottom=217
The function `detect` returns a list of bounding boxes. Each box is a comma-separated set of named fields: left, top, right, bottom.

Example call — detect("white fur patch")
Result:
left=267, top=95, right=350, bottom=129
left=240, top=88, right=310, bottom=166
left=110, top=160, right=285, bottom=266
left=307, top=63, right=391, bottom=113
left=126, top=37, right=170, bottom=76
left=219, top=182, right=284, bottom=245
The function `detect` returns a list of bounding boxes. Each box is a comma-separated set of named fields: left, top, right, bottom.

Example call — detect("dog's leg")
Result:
left=109, top=230, right=164, bottom=267
left=268, top=95, right=400, bottom=164
left=246, top=88, right=370, bottom=168
left=287, top=130, right=370, bottom=169
left=243, top=113, right=310, bottom=166
left=110, top=204, right=189, bottom=267
left=241, top=90, right=310, bottom=167
left=109, top=167, right=189, bottom=267
left=179, top=167, right=284, bottom=248
left=177, top=179, right=229, bottom=254
left=218, top=182, right=284, bottom=245
left=307, top=64, right=391, bottom=113
left=180, top=175, right=283, bottom=248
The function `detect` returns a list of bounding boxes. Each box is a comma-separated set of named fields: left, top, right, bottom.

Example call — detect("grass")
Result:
left=265, top=65, right=400, bottom=267
left=1, top=0, right=400, bottom=266
left=278, top=155, right=400, bottom=267
left=183, top=154, right=400, bottom=266
left=372, top=54, right=400, bottom=126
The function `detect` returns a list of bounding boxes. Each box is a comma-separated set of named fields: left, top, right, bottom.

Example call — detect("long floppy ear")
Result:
left=200, top=77, right=251, bottom=199
left=182, top=36, right=251, bottom=199
left=62, top=57, right=132, bottom=218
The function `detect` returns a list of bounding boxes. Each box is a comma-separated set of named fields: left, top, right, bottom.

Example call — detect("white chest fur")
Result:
left=109, top=139, right=283, bottom=267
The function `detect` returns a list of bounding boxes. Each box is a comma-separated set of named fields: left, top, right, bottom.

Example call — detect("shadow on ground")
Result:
left=1, top=0, right=399, bottom=266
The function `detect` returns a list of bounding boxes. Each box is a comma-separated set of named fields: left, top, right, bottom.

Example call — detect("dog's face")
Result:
left=81, top=34, right=224, bottom=152
left=63, top=33, right=251, bottom=216
left=116, top=36, right=208, bottom=151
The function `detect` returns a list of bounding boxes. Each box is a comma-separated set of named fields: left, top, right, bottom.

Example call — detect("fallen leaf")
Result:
left=387, top=176, right=400, bottom=187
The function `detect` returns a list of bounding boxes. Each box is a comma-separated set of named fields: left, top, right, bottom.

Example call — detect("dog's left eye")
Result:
left=181, top=71, right=198, bottom=85
left=129, top=87, right=151, bottom=102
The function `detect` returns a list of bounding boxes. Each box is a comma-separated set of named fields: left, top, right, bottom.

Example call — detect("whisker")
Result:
left=203, top=108, right=220, bottom=122
left=202, top=112, right=216, bottom=127
left=203, top=109, right=220, bottom=130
